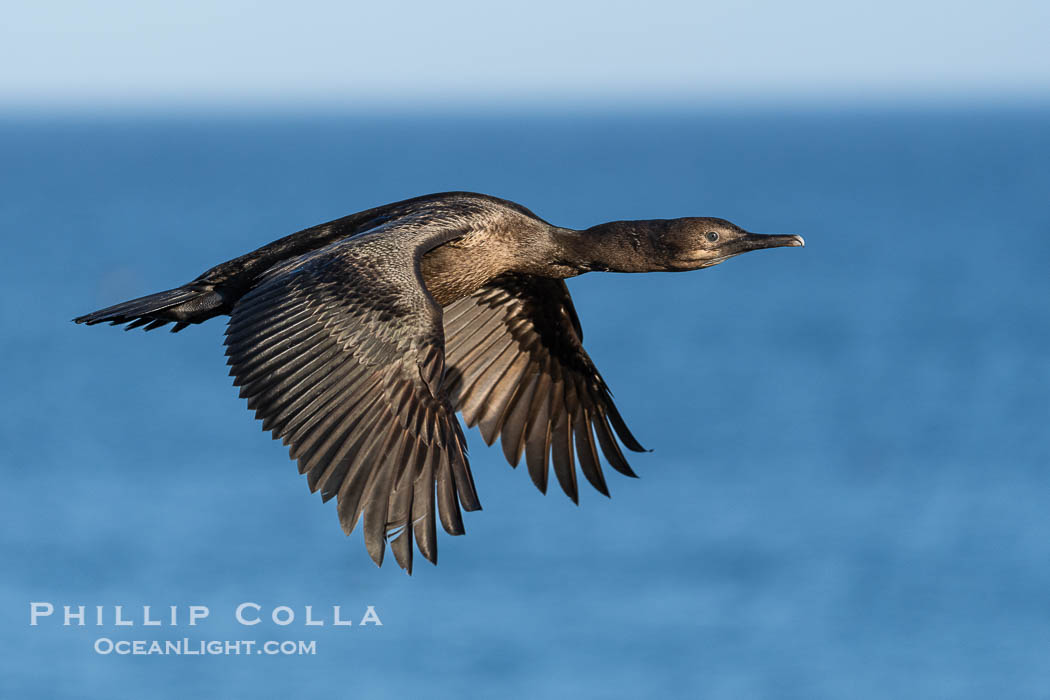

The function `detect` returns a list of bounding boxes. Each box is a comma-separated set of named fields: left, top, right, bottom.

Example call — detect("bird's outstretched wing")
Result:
left=442, top=275, right=646, bottom=503
left=224, top=225, right=479, bottom=574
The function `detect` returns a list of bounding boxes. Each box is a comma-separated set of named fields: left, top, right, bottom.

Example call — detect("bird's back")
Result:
left=74, top=191, right=547, bottom=331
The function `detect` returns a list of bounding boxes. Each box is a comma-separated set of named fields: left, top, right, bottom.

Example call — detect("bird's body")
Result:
left=75, top=191, right=803, bottom=573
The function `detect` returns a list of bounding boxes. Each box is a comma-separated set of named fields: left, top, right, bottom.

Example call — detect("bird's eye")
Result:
left=705, top=231, right=719, bottom=242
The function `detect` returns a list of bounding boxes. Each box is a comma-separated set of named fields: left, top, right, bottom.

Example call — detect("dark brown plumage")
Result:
left=74, top=191, right=803, bottom=573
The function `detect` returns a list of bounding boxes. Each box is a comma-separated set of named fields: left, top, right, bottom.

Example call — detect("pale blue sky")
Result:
left=3, top=0, right=1048, bottom=108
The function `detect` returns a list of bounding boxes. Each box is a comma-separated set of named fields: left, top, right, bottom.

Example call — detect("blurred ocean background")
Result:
left=1, top=106, right=1049, bottom=698
left=3, top=0, right=1050, bottom=695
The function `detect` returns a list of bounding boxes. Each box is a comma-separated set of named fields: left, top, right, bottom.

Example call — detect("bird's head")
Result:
left=657, top=217, right=805, bottom=271
left=570, top=217, right=804, bottom=274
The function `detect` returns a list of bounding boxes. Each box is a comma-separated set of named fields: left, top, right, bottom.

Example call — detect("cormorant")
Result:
left=75, top=192, right=804, bottom=573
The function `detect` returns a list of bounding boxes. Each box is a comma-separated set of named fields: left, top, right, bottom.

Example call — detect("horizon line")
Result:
left=2, top=87, right=1050, bottom=119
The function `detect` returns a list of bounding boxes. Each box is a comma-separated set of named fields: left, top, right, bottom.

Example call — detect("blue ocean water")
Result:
left=2, top=107, right=1049, bottom=698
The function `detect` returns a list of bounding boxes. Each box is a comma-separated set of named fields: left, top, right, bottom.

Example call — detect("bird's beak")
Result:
left=738, top=233, right=805, bottom=251
left=683, top=230, right=806, bottom=270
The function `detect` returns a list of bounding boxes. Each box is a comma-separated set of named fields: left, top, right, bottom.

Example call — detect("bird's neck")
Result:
left=550, top=221, right=667, bottom=274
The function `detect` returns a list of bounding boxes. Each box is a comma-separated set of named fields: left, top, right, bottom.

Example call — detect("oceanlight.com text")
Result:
left=94, top=638, right=317, bottom=655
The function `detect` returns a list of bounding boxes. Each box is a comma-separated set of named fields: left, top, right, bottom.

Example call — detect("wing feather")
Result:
left=225, top=223, right=478, bottom=573
left=444, top=275, right=645, bottom=502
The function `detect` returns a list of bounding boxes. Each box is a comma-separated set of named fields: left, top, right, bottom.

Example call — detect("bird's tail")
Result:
left=73, top=283, right=227, bottom=332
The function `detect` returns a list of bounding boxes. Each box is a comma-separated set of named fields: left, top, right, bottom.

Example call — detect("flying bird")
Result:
left=75, top=192, right=803, bottom=573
